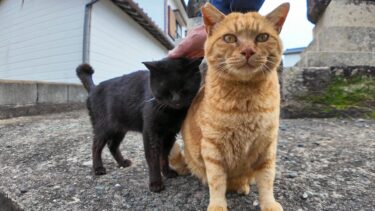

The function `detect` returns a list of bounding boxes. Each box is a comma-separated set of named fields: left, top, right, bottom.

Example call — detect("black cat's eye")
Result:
left=255, top=33, right=269, bottom=42
left=223, top=34, right=237, bottom=43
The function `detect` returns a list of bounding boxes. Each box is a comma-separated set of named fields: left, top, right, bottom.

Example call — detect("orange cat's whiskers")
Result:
left=265, top=58, right=279, bottom=69
left=260, top=64, right=272, bottom=75
left=214, top=61, right=230, bottom=72
left=225, top=57, right=248, bottom=69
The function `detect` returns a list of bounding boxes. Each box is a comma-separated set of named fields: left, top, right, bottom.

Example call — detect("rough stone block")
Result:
left=302, top=67, right=331, bottom=93
left=282, top=67, right=308, bottom=100
left=37, top=83, right=68, bottom=104
left=304, top=52, right=375, bottom=67
left=307, top=0, right=331, bottom=24
left=318, top=0, right=375, bottom=27
left=331, top=65, right=375, bottom=77
left=296, top=41, right=318, bottom=67
left=317, top=27, right=375, bottom=52
left=283, top=66, right=333, bottom=101
left=68, top=84, right=87, bottom=103
left=0, top=80, right=37, bottom=106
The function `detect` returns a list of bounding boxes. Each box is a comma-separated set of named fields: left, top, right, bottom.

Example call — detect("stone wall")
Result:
left=299, top=0, right=375, bottom=67
left=283, top=0, right=375, bottom=118
left=282, top=66, right=375, bottom=118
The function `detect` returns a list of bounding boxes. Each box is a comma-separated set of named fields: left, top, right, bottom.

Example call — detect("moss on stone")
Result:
left=367, top=110, right=375, bottom=119
left=300, top=75, right=374, bottom=118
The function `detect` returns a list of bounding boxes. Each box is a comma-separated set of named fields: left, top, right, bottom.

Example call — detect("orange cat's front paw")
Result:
left=261, top=201, right=283, bottom=211
left=207, top=205, right=228, bottom=211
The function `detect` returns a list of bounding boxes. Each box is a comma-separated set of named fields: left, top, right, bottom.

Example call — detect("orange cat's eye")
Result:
left=223, top=34, right=237, bottom=43
left=256, top=33, right=269, bottom=42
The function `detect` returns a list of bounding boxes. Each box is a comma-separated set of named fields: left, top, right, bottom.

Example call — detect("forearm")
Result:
left=210, top=0, right=265, bottom=14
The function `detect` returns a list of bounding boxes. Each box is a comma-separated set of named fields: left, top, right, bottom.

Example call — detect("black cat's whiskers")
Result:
left=156, top=102, right=168, bottom=112
left=144, top=97, right=155, bottom=103
left=144, top=97, right=168, bottom=111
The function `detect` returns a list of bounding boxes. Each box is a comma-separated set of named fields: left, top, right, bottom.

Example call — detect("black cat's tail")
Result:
left=76, top=64, right=96, bottom=92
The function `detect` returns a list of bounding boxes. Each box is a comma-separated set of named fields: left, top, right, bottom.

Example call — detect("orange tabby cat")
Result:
left=170, top=2, right=289, bottom=211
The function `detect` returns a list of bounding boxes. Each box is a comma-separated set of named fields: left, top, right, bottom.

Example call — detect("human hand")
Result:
left=168, top=25, right=206, bottom=59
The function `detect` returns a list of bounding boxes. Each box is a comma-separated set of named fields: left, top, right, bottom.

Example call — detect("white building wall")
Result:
left=89, top=0, right=168, bottom=83
left=0, top=0, right=87, bottom=83
left=283, top=54, right=301, bottom=67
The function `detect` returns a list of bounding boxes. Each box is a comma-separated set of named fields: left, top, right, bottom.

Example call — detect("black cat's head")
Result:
left=143, top=57, right=202, bottom=109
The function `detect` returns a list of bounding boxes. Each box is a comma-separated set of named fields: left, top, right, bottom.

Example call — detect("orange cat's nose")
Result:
left=240, top=48, right=255, bottom=60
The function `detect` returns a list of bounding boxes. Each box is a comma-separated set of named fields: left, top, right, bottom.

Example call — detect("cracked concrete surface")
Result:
left=0, top=110, right=374, bottom=210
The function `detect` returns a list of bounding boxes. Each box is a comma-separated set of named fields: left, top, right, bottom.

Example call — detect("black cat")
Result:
left=76, top=57, right=202, bottom=192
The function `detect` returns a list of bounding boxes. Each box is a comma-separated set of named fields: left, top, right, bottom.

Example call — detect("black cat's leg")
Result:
left=143, top=132, right=164, bottom=192
left=92, top=133, right=108, bottom=175
left=160, top=135, right=178, bottom=178
left=107, top=132, right=131, bottom=168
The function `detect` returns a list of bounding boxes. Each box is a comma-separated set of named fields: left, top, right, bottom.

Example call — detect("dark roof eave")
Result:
left=284, top=47, right=306, bottom=55
left=180, top=0, right=187, bottom=10
left=111, top=0, right=175, bottom=50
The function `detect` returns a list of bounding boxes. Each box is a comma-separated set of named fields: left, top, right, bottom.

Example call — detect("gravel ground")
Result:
left=0, top=110, right=374, bottom=211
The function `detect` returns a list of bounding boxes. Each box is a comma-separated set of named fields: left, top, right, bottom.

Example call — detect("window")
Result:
left=176, top=21, right=182, bottom=39
left=168, top=6, right=186, bottom=40
left=168, top=6, right=177, bottom=39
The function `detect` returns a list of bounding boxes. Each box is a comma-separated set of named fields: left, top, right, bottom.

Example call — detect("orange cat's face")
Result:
left=202, top=3, right=289, bottom=82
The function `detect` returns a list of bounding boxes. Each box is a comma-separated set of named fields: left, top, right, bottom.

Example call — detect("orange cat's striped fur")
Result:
left=170, top=3, right=289, bottom=211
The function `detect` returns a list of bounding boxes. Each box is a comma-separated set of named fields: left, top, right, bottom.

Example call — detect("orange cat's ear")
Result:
left=201, top=3, right=225, bottom=34
left=265, top=3, right=290, bottom=34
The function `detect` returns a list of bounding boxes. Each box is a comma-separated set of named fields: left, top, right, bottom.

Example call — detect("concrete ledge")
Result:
left=68, top=85, right=87, bottom=103
left=0, top=80, right=37, bottom=106
left=0, top=80, right=87, bottom=119
left=37, top=83, right=68, bottom=104
left=0, top=103, right=86, bottom=120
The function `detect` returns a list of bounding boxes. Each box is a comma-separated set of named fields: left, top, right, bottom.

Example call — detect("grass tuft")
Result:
left=303, top=76, right=374, bottom=110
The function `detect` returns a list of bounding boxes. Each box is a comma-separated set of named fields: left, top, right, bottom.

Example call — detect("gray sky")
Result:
left=259, top=0, right=314, bottom=50
left=184, top=0, right=314, bottom=50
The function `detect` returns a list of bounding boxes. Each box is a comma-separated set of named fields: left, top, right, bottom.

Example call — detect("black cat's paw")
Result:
left=162, top=168, right=178, bottom=178
left=94, top=166, right=106, bottom=175
left=149, top=181, right=165, bottom=193
left=119, top=159, right=132, bottom=168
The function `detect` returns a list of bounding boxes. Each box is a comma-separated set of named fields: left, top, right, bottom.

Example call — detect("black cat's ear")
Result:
left=142, top=61, right=159, bottom=72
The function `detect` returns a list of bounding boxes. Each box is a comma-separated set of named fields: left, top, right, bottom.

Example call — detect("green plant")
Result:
left=303, top=76, right=374, bottom=110
left=367, top=110, right=375, bottom=119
